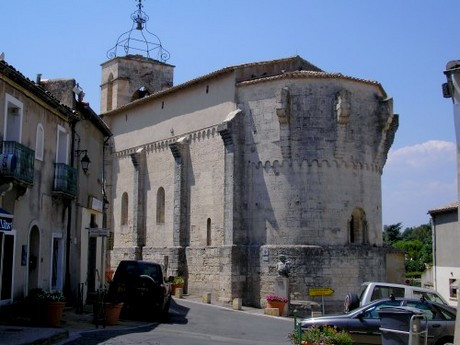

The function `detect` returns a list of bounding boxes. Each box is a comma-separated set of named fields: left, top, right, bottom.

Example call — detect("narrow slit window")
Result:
left=121, top=192, right=128, bottom=225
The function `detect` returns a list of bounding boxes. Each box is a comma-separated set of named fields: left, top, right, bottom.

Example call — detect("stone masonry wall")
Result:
left=248, top=244, right=402, bottom=313
left=237, top=77, right=395, bottom=247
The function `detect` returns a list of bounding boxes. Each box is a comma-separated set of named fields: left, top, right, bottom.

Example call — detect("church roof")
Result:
left=104, top=55, right=386, bottom=115
left=237, top=70, right=385, bottom=94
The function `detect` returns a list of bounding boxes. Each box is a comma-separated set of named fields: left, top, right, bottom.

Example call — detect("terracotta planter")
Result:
left=105, top=302, right=123, bottom=325
left=266, top=300, right=286, bottom=312
left=171, top=283, right=184, bottom=295
left=44, top=301, right=66, bottom=327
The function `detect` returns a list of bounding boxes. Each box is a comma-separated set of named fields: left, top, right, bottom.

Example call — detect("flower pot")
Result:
left=105, top=302, right=123, bottom=325
left=171, top=283, right=184, bottom=295
left=266, top=300, right=286, bottom=313
left=44, top=301, right=66, bottom=327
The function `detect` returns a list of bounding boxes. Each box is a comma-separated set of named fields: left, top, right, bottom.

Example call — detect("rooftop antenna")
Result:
left=107, top=0, right=170, bottom=62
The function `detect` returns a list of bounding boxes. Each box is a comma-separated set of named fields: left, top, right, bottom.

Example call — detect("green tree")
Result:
left=383, top=223, right=403, bottom=245
left=384, top=223, right=432, bottom=274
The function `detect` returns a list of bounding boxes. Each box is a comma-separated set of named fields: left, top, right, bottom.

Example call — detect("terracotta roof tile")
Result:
left=428, top=201, right=459, bottom=215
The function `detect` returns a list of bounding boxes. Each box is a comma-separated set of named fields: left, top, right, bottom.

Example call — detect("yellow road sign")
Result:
left=309, top=288, right=335, bottom=296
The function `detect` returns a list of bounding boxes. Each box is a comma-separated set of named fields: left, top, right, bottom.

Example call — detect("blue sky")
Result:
left=2, top=0, right=459, bottom=228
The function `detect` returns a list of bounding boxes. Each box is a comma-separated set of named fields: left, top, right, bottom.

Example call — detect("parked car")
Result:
left=107, top=260, right=173, bottom=318
left=344, top=281, right=448, bottom=312
left=301, top=298, right=455, bottom=345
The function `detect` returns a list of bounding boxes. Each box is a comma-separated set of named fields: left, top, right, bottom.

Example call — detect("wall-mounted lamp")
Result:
left=75, top=150, right=91, bottom=174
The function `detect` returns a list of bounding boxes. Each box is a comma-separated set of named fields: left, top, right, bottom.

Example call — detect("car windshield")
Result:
left=114, top=261, right=162, bottom=283
left=139, top=263, right=162, bottom=283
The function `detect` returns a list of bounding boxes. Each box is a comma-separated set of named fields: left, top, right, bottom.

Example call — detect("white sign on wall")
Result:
left=89, top=197, right=103, bottom=212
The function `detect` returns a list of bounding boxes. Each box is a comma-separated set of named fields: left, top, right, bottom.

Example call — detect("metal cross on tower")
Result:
left=106, top=0, right=170, bottom=62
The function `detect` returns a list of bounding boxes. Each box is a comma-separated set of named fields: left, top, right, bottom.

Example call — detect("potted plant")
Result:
left=95, top=287, right=124, bottom=326
left=266, top=294, right=288, bottom=312
left=171, top=276, right=185, bottom=295
left=26, top=289, right=66, bottom=327
left=104, top=299, right=124, bottom=326
left=289, top=325, right=353, bottom=345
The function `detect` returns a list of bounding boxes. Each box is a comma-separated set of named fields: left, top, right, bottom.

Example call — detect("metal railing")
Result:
left=53, top=163, right=77, bottom=197
left=0, top=141, right=35, bottom=185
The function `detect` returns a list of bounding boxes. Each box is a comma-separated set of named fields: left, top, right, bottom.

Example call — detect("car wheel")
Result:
left=344, top=293, right=359, bottom=313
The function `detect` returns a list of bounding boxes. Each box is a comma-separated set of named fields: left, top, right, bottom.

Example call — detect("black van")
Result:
left=108, top=260, right=173, bottom=318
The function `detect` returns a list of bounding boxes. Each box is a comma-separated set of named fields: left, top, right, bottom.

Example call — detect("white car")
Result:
left=344, top=281, right=448, bottom=312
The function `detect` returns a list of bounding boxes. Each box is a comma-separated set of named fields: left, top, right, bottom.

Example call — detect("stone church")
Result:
left=100, top=54, right=404, bottom=310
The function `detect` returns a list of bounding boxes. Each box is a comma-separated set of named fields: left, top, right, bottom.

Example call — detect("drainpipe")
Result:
left=102, top=136, right=111, bottom=283
left=64, top=118, right=77, bottom=301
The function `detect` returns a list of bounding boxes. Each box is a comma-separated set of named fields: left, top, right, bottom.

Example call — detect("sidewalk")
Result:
left=0, top=295, right=294, bottom=345
left=0, top=303, right=153, bottom=345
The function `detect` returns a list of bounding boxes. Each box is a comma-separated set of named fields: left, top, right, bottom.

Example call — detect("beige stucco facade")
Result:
left=102, top=55, right=404, bottom=311
left=429, top=203, right=460, bottom=307
left=0, top=60, right=111, bottom=306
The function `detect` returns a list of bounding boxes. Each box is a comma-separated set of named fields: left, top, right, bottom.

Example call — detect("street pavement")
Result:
left=0, top=295, right=295, bottom=345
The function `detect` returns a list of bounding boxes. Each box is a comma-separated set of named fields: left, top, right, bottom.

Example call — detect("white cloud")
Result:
left=382, top=140, right=457, bottom=228
left=386, top=140, right=456, bottom=169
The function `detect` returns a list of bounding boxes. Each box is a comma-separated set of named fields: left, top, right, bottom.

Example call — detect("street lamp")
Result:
left=75, top=150, right=91, bottom=174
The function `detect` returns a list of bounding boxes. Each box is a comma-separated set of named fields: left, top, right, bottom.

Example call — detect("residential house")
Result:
left=428, top=202, right=459, bottom=307
left=0, top=57, right=110, bottom=307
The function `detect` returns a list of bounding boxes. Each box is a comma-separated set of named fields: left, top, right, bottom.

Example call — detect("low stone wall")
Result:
left=110, top=243, right=403, bottom=313
left=248, top=244, right=403, bottom=313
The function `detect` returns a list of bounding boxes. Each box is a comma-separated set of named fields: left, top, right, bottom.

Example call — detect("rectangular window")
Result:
left=35, top=124, right=44, bottom=161
left=56, top=125, right=69, bottom=164
left=4, top=94, right=23, bottom=143
left=371, top=286, right=404, bottom=301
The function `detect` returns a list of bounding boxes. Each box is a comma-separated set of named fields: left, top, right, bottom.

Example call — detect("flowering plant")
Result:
left=289, top=325, right=352, bottom=345
left=266, top=294, right=288, bottom=303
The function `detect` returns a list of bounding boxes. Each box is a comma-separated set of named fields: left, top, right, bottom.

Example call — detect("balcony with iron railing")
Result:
left=53, top=163, right=77, bottom=198
left=0, top=141, right=35, bottom=185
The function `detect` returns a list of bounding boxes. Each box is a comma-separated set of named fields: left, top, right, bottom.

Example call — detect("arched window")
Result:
left=107, top=73, right=113, bottom=112
left=349, top=208, right=367, bottom=244
left=206, top=218, right=212, bottom=246
left=131, top=86, right=150, bottom=102
left=35, top=123, right=44, bottom=161
left=156, top=187, right=165, bottom=224
left=121, top=192, right=128, bottom=225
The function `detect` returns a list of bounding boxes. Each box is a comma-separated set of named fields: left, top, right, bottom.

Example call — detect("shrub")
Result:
left=173, top=276, right=185, bottom=285
left=290, top=325, right=353, bottom=345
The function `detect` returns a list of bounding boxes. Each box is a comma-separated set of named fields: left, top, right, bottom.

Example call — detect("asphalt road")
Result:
left=67, top=298, right=294, bottom=345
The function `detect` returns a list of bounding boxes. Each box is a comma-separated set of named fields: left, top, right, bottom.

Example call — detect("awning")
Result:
left=0, top=208, right=13, bottom=231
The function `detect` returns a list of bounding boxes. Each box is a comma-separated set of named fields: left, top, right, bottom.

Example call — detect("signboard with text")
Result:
left=88, top=228, right=110, bottom=237
left=0, top=208, right=13, bottom=231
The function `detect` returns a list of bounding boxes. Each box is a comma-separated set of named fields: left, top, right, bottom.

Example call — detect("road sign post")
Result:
left=309, top=288, right=335, bottom=315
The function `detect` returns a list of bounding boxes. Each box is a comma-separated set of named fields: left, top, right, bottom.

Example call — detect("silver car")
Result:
left=300, top=298, right=455, bottom=345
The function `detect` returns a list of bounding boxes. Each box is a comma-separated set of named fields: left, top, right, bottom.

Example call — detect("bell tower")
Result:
left=100, top=0, right=174, bottom=113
